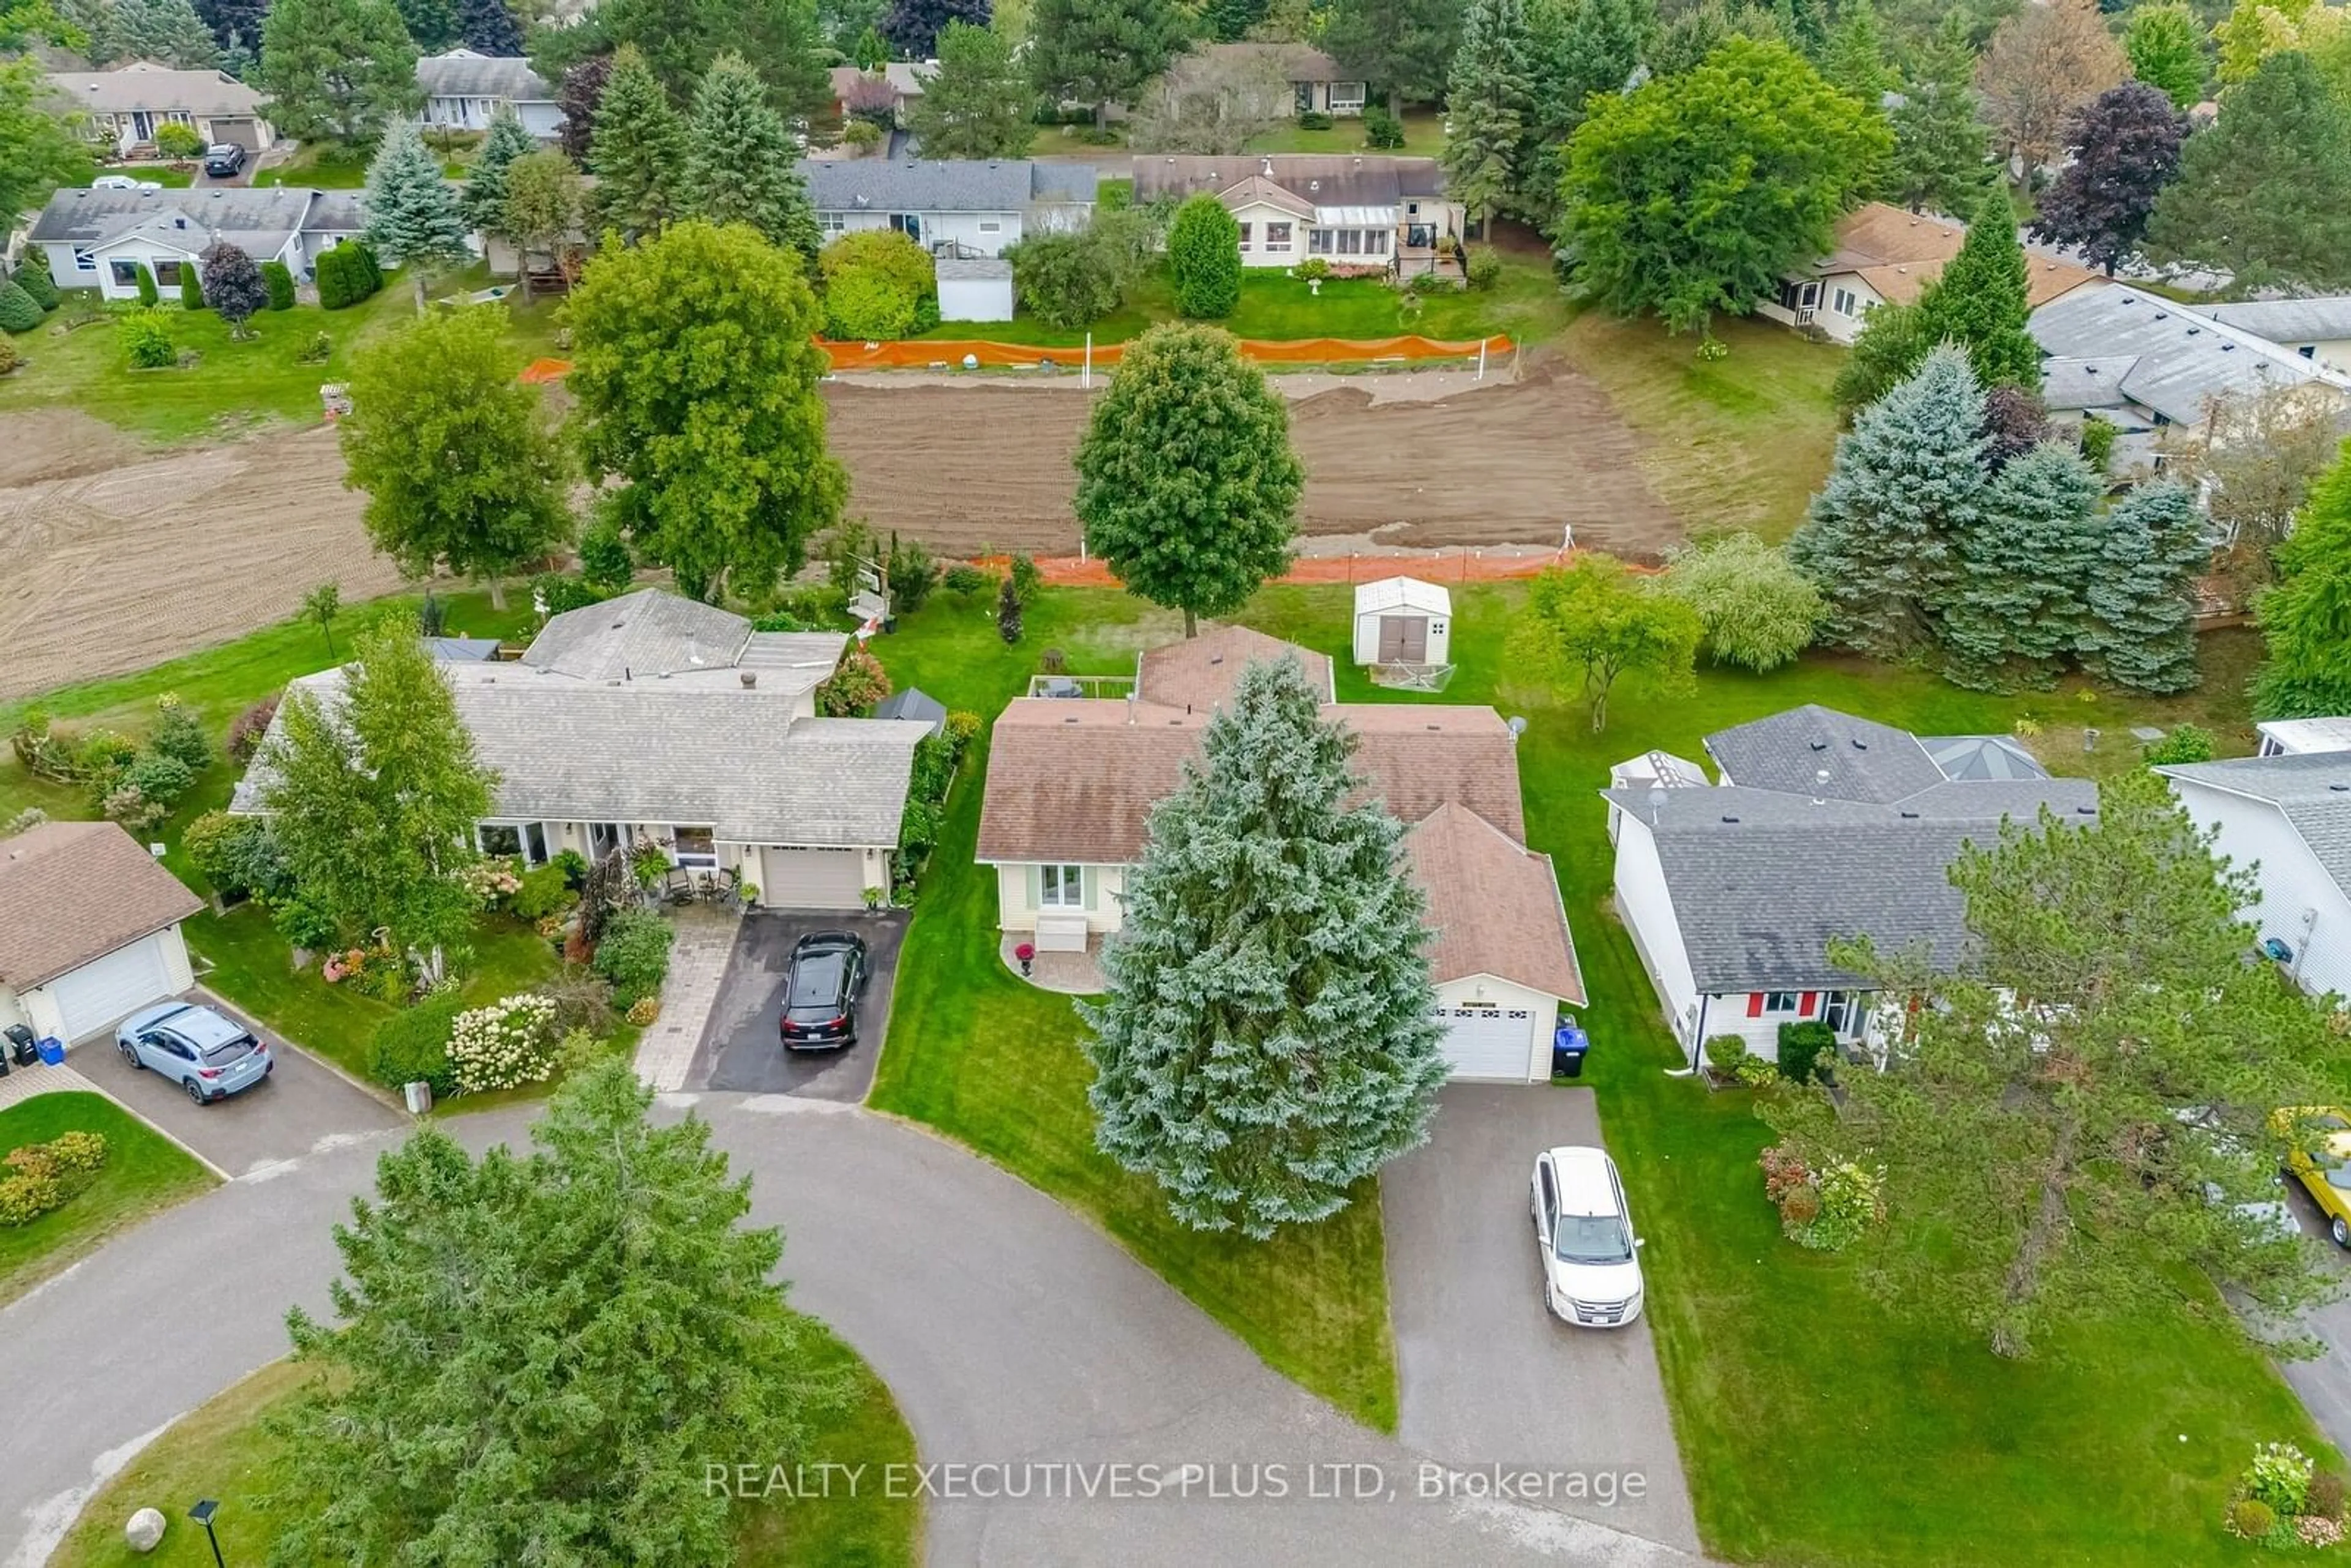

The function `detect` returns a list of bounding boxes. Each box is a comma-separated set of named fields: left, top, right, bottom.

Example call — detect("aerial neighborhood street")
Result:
left=5, top=0, right=2351, bottom=1562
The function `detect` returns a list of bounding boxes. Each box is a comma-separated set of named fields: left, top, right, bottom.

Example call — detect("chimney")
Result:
left=1261, top=156, right=1273, bottom=177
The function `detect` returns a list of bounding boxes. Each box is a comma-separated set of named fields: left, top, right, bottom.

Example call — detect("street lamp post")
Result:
left=189, top=1498, right=227, bottom=1568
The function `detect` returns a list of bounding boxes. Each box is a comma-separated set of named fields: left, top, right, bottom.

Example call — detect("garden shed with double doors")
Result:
left=1352, top=576, right=1452, bottom=667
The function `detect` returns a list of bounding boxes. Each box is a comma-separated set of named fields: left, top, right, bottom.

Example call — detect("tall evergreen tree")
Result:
left=2146, top=50, right=2351, bottom=294
left=268, top=1062, right=839, bottom=1565
left=256, top=0, right=419, bottom=147
left=391, top=0, right=451, bottom=50
left=1024, top=0, right=1185, bottom=128
left=586, top=43, right=684, bottom=237
left=535, top=0, right=830, bottom=126
left=1441, top=0, right=1535, bottom=234
left=1788, top=345, right=1986, bottom=656
left=904, top=18, right=1033, bottom=157
left=195, top=0, right=268, bottom=56
left=1940, top=439, right=2102, bottom=689
left=363, top=118, right=473, bottom=304
left=1913, top=189, right=2039, bottom=386
left=111, top=0, right=219, bottom=65
left=2084, top=478, right=2208, bottom=694
left=1558, top=0, right=1654, bottom=111
left=2252, top=439, right=2351, bottom=718
left=1650, top=0, right=1783, bottom=77
left=1324, top=0, right=1460, bottom=116
left=454, top=0, right=517, bottom=51
left=1772, top=0, right=1827, bottom=56
left=880, top=0, right=984, bottom=56
left=460, top=103, right=536, bottom=239
left=1820, top=0, right=1892, bottom=100
left=1081, top=658, right=1450, bottom=1239
left=2028, top=83, right=2186, bottom=276
left=2124, top=0, right=2208, bottom=109
left=680, top=52, right=821, bottom=264
left=1880, top=16, right=1993, bottom=214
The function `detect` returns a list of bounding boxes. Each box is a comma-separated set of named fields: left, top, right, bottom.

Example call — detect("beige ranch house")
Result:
left=0, top=820, right=202, bottom=1046
left=1760, top=201, right=2103, bottom=345
left=977, top=625, right=1583, bottom=1082
left=234, top=591, right=930, bottom=910
left=1131, top=154, right=1465, bottom=277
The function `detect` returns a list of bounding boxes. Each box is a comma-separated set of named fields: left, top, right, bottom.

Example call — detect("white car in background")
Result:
left=1529, top=1146, right=1645, bottom=1327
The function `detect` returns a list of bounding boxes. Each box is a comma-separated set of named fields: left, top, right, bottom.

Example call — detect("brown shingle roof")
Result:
left=1817, top=201, right=2102, bottom=309
left=975, top=697, right=1526, bottom=861
left=0, top=821, right=201, bottom=989
left=1405, top=802, right=1584, bottom=1003
left=1136, top=625, right=1335, bottom=710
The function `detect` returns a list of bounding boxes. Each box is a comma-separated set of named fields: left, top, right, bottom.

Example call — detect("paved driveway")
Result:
left=1384, top=1086, right=1700, bottom=1553
left=684, top=910, right=907, bottom=1100
left=68, top=988, right=407, bottom=1178
left=2270, top=1172, right=2351, bottom=1452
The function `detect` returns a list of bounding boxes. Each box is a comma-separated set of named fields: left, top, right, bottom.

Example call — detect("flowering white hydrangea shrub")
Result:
left=448, top=993, right=559, bottom=1093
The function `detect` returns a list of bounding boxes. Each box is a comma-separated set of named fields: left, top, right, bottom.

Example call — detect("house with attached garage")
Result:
left=232, top=590, right=927, bottom=910
left=2159, top=747, right=2351, bottom=1006
left=1130, top=154, right=1466, bottom=276
left=1759, top=201, right=2104, bottom=345
left=26, top=184, right=366, bottom=299
left=0, top=820, right=202, bottom=1047
left=977, top=624, right=1584, bottom=1082
left=797, top=159, right=1097, bottom=258
left=415, top=50, right=563, bottom=138
left=1603, top=705, right=2097, bottom=1070
left=44, top=61, right=275, bottom=157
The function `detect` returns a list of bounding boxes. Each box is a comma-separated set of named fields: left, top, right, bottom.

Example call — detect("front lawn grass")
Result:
left=1244, top=108, right=1449, bottom=158
left=921, top=253, right=1567, bottom=350
left=1551, top=310, right=1847, bottom=544
left=0, top=1091, right=217, bottom=1305
left=48, top=1318, right=914, bottom=1567
left=865, top=588, right=1404, bottom=1431
left=0, top=282, right=419, bottom=442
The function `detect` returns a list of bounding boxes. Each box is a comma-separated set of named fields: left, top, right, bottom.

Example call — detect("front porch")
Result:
left=1000, top=931, right=1104, bottom=996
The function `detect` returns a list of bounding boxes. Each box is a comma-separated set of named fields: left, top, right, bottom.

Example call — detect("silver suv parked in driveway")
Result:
left=116, top=1001, right=272, bottom=1104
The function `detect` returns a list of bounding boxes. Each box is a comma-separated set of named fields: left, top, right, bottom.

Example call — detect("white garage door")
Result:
left=760, top=846, right=869, bottom=909
left=1436, top=1005, right=1536, bottom=1081
left=47, top=934, right=174, bottom=1041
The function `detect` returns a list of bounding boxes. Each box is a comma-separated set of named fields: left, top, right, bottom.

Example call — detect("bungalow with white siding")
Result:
left=1761, top=201, right=2104, bottom=345
left=233, top=591, right=926, bottom=910
left=1131, top=154, right=1466, bottom=276
left=26, top=184, right=364, bottom=298
left=2159, top=747, right=2351, bottom=1005
left=1603, top=705, right=2097, bottom=1070
left=416, top=50, right=563, bottom=138
left=800, top=159, right=1097, bottom=258
left=977, top=624, right=1584, bottom=1082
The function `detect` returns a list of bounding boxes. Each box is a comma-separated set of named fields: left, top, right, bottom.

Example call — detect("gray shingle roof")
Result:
left=1921, top=733, right=2051, bottom=782
left=2160, top=752, right=2351, bottom=895
left=2040, top=355, right=2139, bottom=411
left=416, top=50, right=554, bottom=102
left=2196, top=298, right=2351, bottom=347
left=235, top=666, right=921, bottom=847
left=1702, top=705, right=1947, bottom=804
left=523, top=589, right=754, bottom=681
left=1029, top=163, right=1100, bottom=204
left=799, top=160, right=1043, bottom=214
left=874, top=686, right=947, bottom=729
left=45, top=63, right=260, bottom=118
left=28, top=185, right=355, bottom=247
left=2031, top=285, right=2349, bottom=426
left=1131, top=154, right=1448, bottom=208
left=1605, top=780, right=2098, bottom=992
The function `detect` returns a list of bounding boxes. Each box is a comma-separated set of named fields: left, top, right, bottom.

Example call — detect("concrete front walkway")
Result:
left=0, top=1060, right=99, bottom=1114
left=631, top=906, right=740, bottom=1092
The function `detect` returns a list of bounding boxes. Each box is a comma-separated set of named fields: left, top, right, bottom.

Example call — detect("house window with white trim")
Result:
left=1237, top=222, right=1253, bottom=250
left=1308, top=229, right=1332, bottom=255
left=1330, top=81, right=1366, bottom=111
left=1040, top=864, right=1084, bottom=907
left=73, top=247, right=96, bottom=272
left=1763, top=991, right=1801, bottom=1015
left=1337, top=230, right=1362, bottom=255
left=819, top=212, right=846, bottom=234
left=672, top=827, right=718, bottom=868
left=1368, top=228, right=1389, bottom=255
left=1265, top=220, right=1292, bottom=250
left=1831, top=287, right=1858, bottom=317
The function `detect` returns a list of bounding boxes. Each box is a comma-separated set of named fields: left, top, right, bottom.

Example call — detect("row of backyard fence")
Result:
left=517, top=334, right=1515, bottom=384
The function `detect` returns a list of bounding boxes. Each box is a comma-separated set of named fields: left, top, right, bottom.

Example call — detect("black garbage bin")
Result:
left=4, top=1023, right=34, bottom=1070
left=1551, top=1021, right=1590, bottom=1079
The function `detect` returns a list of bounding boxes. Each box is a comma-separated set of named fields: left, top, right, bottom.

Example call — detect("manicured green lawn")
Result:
left=865, top=588, right=1404, bottom=1431
left=48, top=1318, right=914, bottom=1567
left=924, top=253, right=1568, bottom=348
left=1553, top=310, right=1850, bottom=545
left=96, top=163, right=195, bottom=187
left=1245, top=108, right=1449, bottom=158
left=253, top=144, right=465, bottom=189
left=0, top=282, right=419, bottom=442
left=0, top=1092, right=217, bottom=1305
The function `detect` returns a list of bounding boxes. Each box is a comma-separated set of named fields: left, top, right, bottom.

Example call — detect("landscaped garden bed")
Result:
left=0, top=1092, right=216, bottom=1305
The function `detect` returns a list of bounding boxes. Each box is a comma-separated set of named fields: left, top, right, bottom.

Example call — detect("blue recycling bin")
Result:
left=35, top=1037, right=66, bottom=1066
left=1551, top=1021, right=1589, bottom=1079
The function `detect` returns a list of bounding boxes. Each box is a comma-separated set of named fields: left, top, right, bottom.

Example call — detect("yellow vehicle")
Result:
left=2280, top=1107, right=2351, bottom=1248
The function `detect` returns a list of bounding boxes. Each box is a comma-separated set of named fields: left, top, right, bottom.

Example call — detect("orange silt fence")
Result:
left=520, top=334, right=1512, bottom=379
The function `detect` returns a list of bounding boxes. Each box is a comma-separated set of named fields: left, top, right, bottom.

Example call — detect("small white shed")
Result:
left=936, top=257, right=1014, bottom=323
left=1352, top=576, right=1451, bottom=666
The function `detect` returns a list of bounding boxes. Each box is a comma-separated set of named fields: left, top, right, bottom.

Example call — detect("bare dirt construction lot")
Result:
left=0, top=410, right=403, bottom=702
left=822, top=352, right=1681, bottom=557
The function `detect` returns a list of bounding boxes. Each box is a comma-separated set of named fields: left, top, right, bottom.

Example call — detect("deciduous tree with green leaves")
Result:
left=680, top=51, right=822, bottom=264
left=1024, top=0, right=1185, bottom=129
left=906, top=18, right=1034, bottom=157
left=2146, top=50, right=2351, bottom=294
left=341, top=307, right=571, bottom=608
left=1763, top=768, right=2343, bottom=1360
left=0, top=59, right=92, bottom=231
left=2254, top=437, right=2351, bottom=718
left=2082, top=477, right=2208, bottom=694
left=1660, top=530, right=1824, bottom=672
left=1790, top=345, right=1984, bottom=657
left=2125, top=1, right=2209, bottom=109
left=1509, top=552, right=1702, bottom=730
left=566, top=222, right=846, bottom=602
left=586, top=43, right=684, bottom=238
left=1558, top=37, right=1888, bottom=334
left=1081, top=657, right=1449, bottom=1239
left=259, top=617, right=493, bottom=972
left=503, top=148, right=585, bottom=298
left=1073, top=323, right=1300, bottom=636
left=267, top=1059, right=842, bottom=1564
left=257, top=0, right=421, bottom=149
